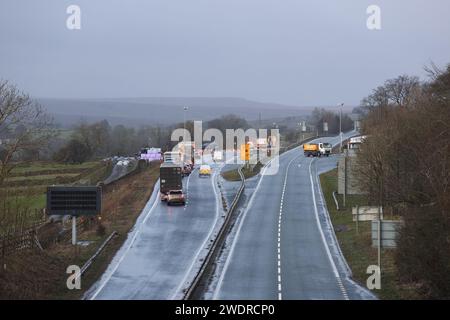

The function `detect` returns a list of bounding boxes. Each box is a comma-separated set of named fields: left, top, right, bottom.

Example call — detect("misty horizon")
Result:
left=1, top=0, right=450, bottom=106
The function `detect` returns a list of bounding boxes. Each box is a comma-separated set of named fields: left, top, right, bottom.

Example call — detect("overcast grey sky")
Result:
left=1, top=0, right=449, bottom=106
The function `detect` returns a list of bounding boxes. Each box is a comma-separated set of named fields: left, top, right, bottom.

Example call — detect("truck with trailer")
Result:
left=159, top=162, right=183, bottom=201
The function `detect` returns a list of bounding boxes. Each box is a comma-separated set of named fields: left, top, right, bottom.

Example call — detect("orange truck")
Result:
left=303, top=143, right=321, bottom=157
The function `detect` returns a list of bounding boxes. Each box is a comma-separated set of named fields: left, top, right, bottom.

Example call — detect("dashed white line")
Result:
left=276, top=154, right=300, bottom=300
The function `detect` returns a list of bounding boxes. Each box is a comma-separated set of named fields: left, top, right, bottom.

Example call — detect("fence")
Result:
left=0, top=228, right=41, bottom=258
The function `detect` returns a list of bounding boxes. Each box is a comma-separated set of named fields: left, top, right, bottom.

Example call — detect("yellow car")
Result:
left=199, top=165, right=212, bottom=177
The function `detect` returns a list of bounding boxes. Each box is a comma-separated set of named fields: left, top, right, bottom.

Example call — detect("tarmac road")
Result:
left=214, top=132, right=376, bottom=300
left=87, top=160, right=223, bottom=300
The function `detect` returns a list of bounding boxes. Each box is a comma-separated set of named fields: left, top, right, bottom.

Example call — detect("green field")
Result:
left=6, top=173, right=80, bottom=182
left=10, top=161, right=99, bottom=175
left=1, top=161, right=111, bottom=225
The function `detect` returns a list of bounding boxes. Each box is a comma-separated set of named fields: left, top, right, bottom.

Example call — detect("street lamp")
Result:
left=338, top=103, right=344, bottom=151
left=183, top=106, right=188, bottom=142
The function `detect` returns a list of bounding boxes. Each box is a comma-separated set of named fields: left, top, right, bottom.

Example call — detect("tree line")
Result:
left=310, top=107, right=354, bottom=135
left=356, top=64, right=450, bottom=298
left=53, top=114, right=252, bottom=163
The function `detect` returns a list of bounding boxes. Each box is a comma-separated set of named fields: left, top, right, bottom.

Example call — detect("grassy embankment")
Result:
left=319, top=168, right=421, bottom=299
left=221, top=162, right=263, bottom=181
left=0, top=161, right=160, bottom=299
left=0, top=161, right=112, bottom=231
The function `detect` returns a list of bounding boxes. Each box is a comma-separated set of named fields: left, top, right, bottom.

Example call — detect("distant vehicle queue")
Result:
left=157, top=141, right=208, bottom=205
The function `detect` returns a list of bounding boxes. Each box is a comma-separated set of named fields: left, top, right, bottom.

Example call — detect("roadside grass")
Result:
left=53, top=163, right=160, bottom=299
left=221, top=162, right=263, bottom=181
left=4, top=194, right=46, bottom=211
left=6, top=173, right=81, bottom=182
left=10, top=161, right=99, bottom=175
left=319, top=168, right=421, bottom=300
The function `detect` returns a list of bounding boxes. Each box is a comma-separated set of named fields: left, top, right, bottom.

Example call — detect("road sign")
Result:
left=301, top=121, right=306, bottom=132
left=371, top=220, right=402, bottom=248
left=323, top=122, right=328, bottom=132
left=46, top=186, right=101, bottom=216
left=240, top=143, right=250, bottom=161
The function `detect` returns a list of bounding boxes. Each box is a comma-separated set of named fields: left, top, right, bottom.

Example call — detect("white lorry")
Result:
left=318, top=142, right=332, bottom=157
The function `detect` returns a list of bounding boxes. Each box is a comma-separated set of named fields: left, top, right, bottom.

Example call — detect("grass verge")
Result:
left=319, top=168, right=421, bottom=300
left=221, top=162, right=263, bottom=181
left=0, top=163, right=160, bottom=299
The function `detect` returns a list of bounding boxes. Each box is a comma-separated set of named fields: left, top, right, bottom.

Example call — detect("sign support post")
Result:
left=378, top=206, right=382, bottom=274
left=72, top=216, right=77, bottom=246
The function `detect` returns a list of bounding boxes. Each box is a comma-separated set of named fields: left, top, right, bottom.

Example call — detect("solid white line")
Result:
left=308, top=158, right=349, bottom=300
left=90, top=181, right=161, bottom=300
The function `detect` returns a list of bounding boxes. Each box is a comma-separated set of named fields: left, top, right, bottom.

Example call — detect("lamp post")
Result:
left=183, top=106, right=188, bottom=142
left=339, top=103, right=344, bottom=151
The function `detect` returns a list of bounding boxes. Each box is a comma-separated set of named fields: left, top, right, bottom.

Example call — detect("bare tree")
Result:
left=0, top=80, right=55, bottom=186
left=356, top=67, right=450, bottom=298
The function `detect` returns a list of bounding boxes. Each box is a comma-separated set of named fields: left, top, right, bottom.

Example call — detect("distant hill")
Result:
left=37, top=97, right=353, bottom=127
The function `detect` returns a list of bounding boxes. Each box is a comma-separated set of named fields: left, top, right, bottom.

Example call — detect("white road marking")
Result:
left=308, top=158, right=349, bottom=300
left=276, top=153, right=300, bottom=300
left=183, top=168, right=196, bottom=210
left=214, top=133, right=358, bottom=300
left=213, top=154, right=280, bottom=299
left=90, top=181, right=161, bottom=300
left=171, top=164, right=223, bottom=299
